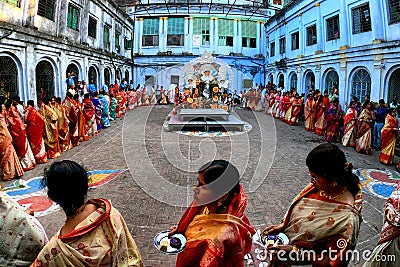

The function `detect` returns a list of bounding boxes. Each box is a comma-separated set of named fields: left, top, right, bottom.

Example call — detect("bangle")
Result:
left=292, top=245, right=299, bottom=253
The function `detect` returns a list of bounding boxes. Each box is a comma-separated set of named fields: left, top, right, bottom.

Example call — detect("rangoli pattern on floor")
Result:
left=355, top=168, right=400, bottom=199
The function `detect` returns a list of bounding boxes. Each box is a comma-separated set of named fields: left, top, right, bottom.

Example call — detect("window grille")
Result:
left=388, top=69, right=400, bottom=102
left=88, top=16, right=97, bottom=38
left=143, top=18, right=159, bottom=46
left=352, top=69, right=371, bottom=101
left=326, top=15, right=340, bottom=41
left=352, top=4, right=372, bottom=34
left=270, top=42, right=275, bottom=57
left=242, top=20, right=257, bottom=48
left=193, top=18, right=210, bottom=45
left=388, top=0, right=400, bottom=24
left=37, top=0, right=54, bottom=20
left=67, top=4, right=80, bottom=31
left=1, top=0, right=19, bottom=7
left=325, top=70, right=339, bottom=93
left=279, top=37, right=285, bottom=54
left=0, top=56, right=18, bottom=97
left=115, top=32, right=120, bottom=52
left=171, top=75, right=179, bottom=86
left=36, top=61, right=54, bottom=101
left=167, top=18, right=184, bottom=46
left=218, top=19, right=234, bottom=46
left=103, top=26, right=110, bottom=50
left=291, top=31, right=299, bottom=50
left=306, top=24, right=317, bottom=46
left=290, top=73, right=297, bottom=90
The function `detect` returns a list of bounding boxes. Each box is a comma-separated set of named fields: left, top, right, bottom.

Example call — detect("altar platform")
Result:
left=167, top=108, right=246, bottom=132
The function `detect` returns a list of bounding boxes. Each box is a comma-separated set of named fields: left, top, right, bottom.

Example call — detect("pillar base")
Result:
left=315, top=50, right=323, bottom=55
left=340, top=45, right=350, bottom=50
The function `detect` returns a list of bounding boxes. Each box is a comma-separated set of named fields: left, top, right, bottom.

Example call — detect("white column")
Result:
left=187, top=17, right=193, bottom=53
left=370, top=0, right=384, bottom=42
left=339, top=0, right=349, bottom=49
left=315, top=2, right=323, bottom=53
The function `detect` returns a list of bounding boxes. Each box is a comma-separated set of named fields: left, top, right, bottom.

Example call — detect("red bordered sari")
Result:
left=176, top=185, right=255, bottom=267
left=289, top=98, right=302, bottom=125
left=23, top=106, right=48, bottom=164
left=40, top=103, right=61, bottom=159
left=314, top=100, right=325, bottom=136
left=52, top=103, right=72, bottom=152
left=342, top=107, right=357, bottom=147
left=355, top=109, right=374, bottom=155
left=304, top=98, right=315, bottom=131
left=63, top=97, right=79, bottom=147
left=379, top=114, right=398, bottom=165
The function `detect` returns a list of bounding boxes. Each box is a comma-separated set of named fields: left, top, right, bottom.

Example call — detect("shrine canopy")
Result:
left=179, top=52, right=234, bottom=92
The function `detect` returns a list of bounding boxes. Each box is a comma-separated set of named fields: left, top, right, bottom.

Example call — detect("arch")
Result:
left=323, top=68, right=339, bottom=94
left=88, top=66, right=98, bottom=86
left=0, top=55, right=19, bottom=99
left=289, top=71, right=297, bottom=91
left=125, top=69, right=130, bottom=82
left=350, top=68, right=371, bottom=102
left=386, top=65, right=400, bottom=103
left=36, top=60, right=54, bottom=105
left=104, top=67, right=112, bottom=85
left=116, top=68, right=122, bottom=82
left=268, top=74, right=273, bottom=84
left=304, top=70, right=315, bottom=93
left=66, top=62, right=80, bottom=87
left=277, top=72, right=284, bottom=89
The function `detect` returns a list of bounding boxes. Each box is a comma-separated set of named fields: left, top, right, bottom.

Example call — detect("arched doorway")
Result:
left=116, top=68, right=122, bottom=82
left=268, top=74, right=273, bottom=84
left=0, top=56, right=18, bottom=100
left=104, top=68, right=111, bottom=85
left=351, top=69, right=371, bottom=102
left=388, top=68, right=400, bottom=103
left=36, top=61, right=54, bottom=105
left=66, top=63, right=79, bottom=86
left=325, top=69, right=339, bottom=94
left=304, top=71, right=315, bottom=93
left=88, top=66, right=97, bottom=86
left=289, top=72, right=297, bottom=91
left=125, top=70, right=130, bottom=82
left=278, top=73, right=284, bottom=89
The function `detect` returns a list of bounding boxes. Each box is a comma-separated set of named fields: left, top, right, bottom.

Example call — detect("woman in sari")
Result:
left=127, top=89, right=136, bottom=110
left=63, top=92, right=79, bottom=147
left=289, top=94, right=302, bottom=126
left=304, top=94, right=315, bottom=131
left=73, top=94, right=88, bottom=142
left=24, top=100, right=48, bottom=164
left=8, top=104, right=36, bottom=171
left=355, top=101, right=374, bottom=155
left=0, top=104, right=24, bottom=180
left=263, top=143, right=362, bottom=267
left=118, top=88, right=127, bottom=116
left=91, top=92, right=102, bottom=132
left=169, top=160, right=255, bottom=266
left=342, top=102, right=358, bottom=147
left=99, top=91, right=111, bottom=128
left=82, top=93, right=97, bottom=137
left=109, top=93, right=117, bottom=121
left=272, top=92, right=281, bottom=118
left=325, top=98, right=343, bottom=142
left=141, top=87, right=150, bottom=106
left=314, top=95, right=325, bottom=136
left=53, top=97, right=72, bottom=152
left=32, top=160, right=143, bottom=267
left=363, top=181, right=400, bottom=267
left=284, top=93, right=294, bottom=123
left=40, top=98, right=61, bottom=159
left=379, top=108, right=398, bottom=165
left=268, top=90, right=276, bottom=115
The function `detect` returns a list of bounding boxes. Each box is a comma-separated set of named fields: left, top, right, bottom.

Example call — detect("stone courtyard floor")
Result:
left=2, top=105, right=396, bottom=266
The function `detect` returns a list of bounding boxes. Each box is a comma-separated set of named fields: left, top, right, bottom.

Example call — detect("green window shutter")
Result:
left=218, top=19, right=233, bottom=36
left=193, top=18, right=210, bottom=35
left=143, top=18, right=159, bottom=35
left=168, top=18, right=184, bottom=34
left=104, top=27, right=110, bottom=43
left=1, top=0, right=20, bottom=7
left=67, top=6, right=72, bottom=28
left=242, top=21, right=256, bottom=38
left=72, top=7, right=79, bottom=30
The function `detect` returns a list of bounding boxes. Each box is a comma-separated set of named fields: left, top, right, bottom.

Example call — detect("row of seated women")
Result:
left=0, top=144, right=397, bottom=266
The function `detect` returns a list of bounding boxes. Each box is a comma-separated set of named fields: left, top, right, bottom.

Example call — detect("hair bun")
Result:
left=344, top=162, right=353, bottom=171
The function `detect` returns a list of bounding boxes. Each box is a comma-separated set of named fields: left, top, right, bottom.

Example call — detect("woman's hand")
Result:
left=386, top=209, right=395, bottom=223
left=168, top=225, right=178, bottom=237
left=262, top=223, right=284, bottom=236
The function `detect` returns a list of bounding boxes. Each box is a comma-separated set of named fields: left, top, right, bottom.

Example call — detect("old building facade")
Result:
left=0, top=0, right=133, bottom=103
left=265, top=0, right=400, bottom=105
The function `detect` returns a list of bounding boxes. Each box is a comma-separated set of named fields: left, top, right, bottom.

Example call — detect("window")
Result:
left=306, top=24, right=317, bottom=46
left=88, top=16, right=97, bottom=38
left=103, top=26, right=110, bottom=50
left=279, top=37, right=285, bottom=54
left=325, top=70, right=339, bottom=93
left=171, top=75, right=179, bottom=86
left=242, top=20, right=257, bottom=48
left=290, top=73, right=297, bottom=90
left=352, top=69, right=371, bottom=101
left=142, top=18, right=159, bottom=46
left=37, top=0, right=54, bottom=20
left=326, top=15, right=340, bottom=41
left=124, top=37, right=132, bottom=50
left=193, top=18, right=210, bottom=46
left=270, top=42, right=275, bottom=57
left=291, top=31, right=299, bottom=50
left=167, top=17, right=184, bottom=46
left=352, top=4, right=371, bottom=34
left=67, top=4, right=80, bottom=31
left=1, top=0, right=19, bottom=7
left=218, top=19, right=234, bottom=47
left=388, top=0, right=400, bottom=24
left=115, top=32, right=120, bottom=52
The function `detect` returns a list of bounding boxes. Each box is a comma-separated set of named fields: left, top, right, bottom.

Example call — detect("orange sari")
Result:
left=314, top=100, right=325, bottom=136
left=176, top=185, right=255, bottom=267
left=304, top=98, right=315, bottom=131
left=40, top=103, right=61, bottom=159
left=0, top=114, right=24, bottom=180
left=379, top=114, right=398, bottom=165
left=52, top=103, right=72, bottom=152
left=63, top=97, right=79, bottom=146
left=342, top=108, right=357, bottom=147
left=24, top=106, right=48, bottom=164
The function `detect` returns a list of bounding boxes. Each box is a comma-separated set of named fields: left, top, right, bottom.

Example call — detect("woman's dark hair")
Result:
left=198, top=160, right=240, bottom=203
left=362, top=100, right=371, bottom=110
left=27, top=100, right=34, bottom=107
left=388, top=107, right=396, bottom=115
left=42, top=160, right=89, bottom=216
left=55, top=97, right=62, bottom=104
left=42, top=98, right=50, bottom=105
left=306, top=144, right=360, bottom=197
